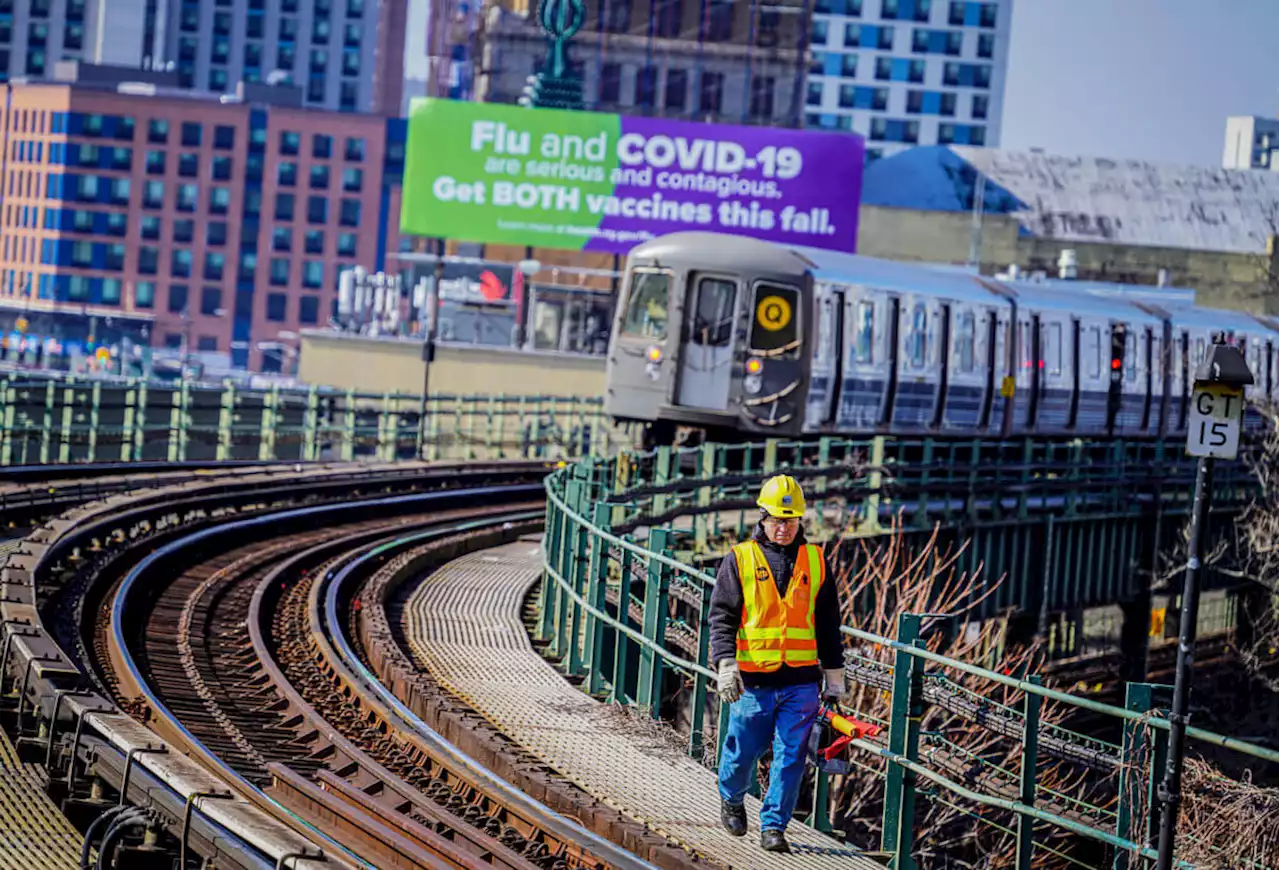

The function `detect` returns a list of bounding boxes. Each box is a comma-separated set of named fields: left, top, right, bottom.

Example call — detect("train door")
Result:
left=977, top=309, right=998, bottom=431
left=1139, top=327, right=1154, bottom=433
left=944, top=304, right=986, bottom=431
left=892, top=295, right=939, bottom=430
left=675, top=274, right=738, bottom=410
left=803, top=286, right=842, bottom=431
left=1067, top=319, right=1081, bottom=428
left=880, top=296, right=900, bottom=427
left=1012, top=311, right=1041, bottom=431
left=931, top=303, right=951, bottom=428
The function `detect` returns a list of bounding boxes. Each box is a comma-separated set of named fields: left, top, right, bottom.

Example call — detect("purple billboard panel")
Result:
left=586, top=116, right=865, bottom=254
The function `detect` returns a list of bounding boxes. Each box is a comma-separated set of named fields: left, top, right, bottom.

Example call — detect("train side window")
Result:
left=1046, top=322, right=1062, bottom=376
left=748, top=283, right=801, bottom=358
left=853, top=300, right=874, bottom=364
left=1086, top=326, right=1101, bottom=379
left=1124, top=332, right=1137, bottom=380
left=908, top=303, right=927, bottom=369
left=690, top=277, right=736, bottom=346
left=621, top=271, right=670, bottom=340
left=957, top=310, right=975, bottom=372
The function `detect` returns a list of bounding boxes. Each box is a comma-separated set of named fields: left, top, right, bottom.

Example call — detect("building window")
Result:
left=278, top=162, right=297, bottom=186
left=299, top=296, right=319, bottom=324
left=173, top=219, right=195, bottom=243
left=164, top=333, right=183, bottom=349
left=842, top=54, right=858, bottom=77
left=341, top=167, right=362, bottom=192
left=135, top=281, right=156, bottom=309
left=176, top=183, right=198, bottom=212
left=941, top=91, right=956, bottom=116
left=970, top=93, right=988, bottom=120
left=664, top=69, right=688, bottom=111
left=707, top=0, right=732, bottom=41
left=200, top=286, right=222, bottom=315
left=977, top=32, right=994, bottom=58
left=948, top=1, right=964, bottom=25
left=979, top=3, right=997, bottom=28
left=807, top=82, right=823, bottom=107
left=306, top=195, right=327, bottom=224
left=280, top=131, right=300, bottom=155
left=313, top=134, right=333, bottom=159
left=110, top=178, right=130, bottom=205
left=181, top=122, right=201, bottom=147
left=212, top=156, right=232, bottom=180
left=276, top=193, right=295, bottom=220
left=179, top=153, right=198, bottom=177
left=71, top=241, right=92, bottom=267
left=339, top=80, right=358, bottom=110
left=106, top=245, right=126, bottom=271
left=344, top=137, right=365, bottom=161
left=171, top=249, right=192, bottom=278
left=811, top=19, right=829, bottom=45
left=343, top=21, right=362, bottom=45
left=197, top=336, right=218, bottom=352
left=143, top=180, right=165, bottom=209
left=168, top=284, right=188, bottom=313
left=207, top=221, right=227, bottom=246
left=145, top=150, right=165, bottom=174
left=149, top=119, right=169, bottom=143
left=599, top=63, right=621, bottom=105
left=214, top=125, right=235, bottom=149
left=635, top=66, right=657, bottom=108
left=270, top=258, right=289, bottom=285
left=654, top=0, right=682, bottom=38
left=699, top=72, right=724, bottom=115
left=304, top=230, right=324, bottom=253
left=204, top=252, right=225, bottom=280
left=310, top=165, right=330, bottom=189
left=272, top=228, right=292, bottom=251
left=209, top=187, right=230, bottom=214
left=970, top=125, right=985, bottom=146
left=303, top=260, right=323, bottom=287
left=749, top=76, right=775, bottom=121
left=339, top=199, right=360, bottom=226
left=141, top=217, right=161, bottom=240
left=266, top=293, right=287, bottom=321
left=337, top=232, right=356, bottom=257
left=239, top=251, right=257, bottom=280
left=906, top=90, right=922, bottom=113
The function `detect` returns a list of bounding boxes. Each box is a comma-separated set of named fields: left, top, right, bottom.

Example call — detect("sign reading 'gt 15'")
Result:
left=1185, top=383, right=1244, bottom=460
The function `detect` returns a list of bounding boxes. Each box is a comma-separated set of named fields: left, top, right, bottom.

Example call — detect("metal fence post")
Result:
left=688, top=581, right=712, bottom=759
left=1016, top=674, right=1042, bottom=870
left=610, top=544, right=635, bottom=705
left=882, top=613, right=924, bottom=868
left=86, top=382, right=101, bottom=462
left=217, top=382, right=236, bottom=461
left=636, top=527, right=672, bottom=718
left=859, top=436, right=887, bottom=535
left=538, top=480, right=563, bottom=645
left=584, top=502, right=612, bottom=695
left=552, top=479, right=582, bottom=660
left=565, top=481, right=590, bottom=677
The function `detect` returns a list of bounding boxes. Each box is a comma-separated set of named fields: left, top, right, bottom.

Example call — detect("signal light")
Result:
left=1111, top=358, right=1122, bottom=370
left=745, top=357, right=763, bottom=374
left=646, top=346, right=662, bottom=362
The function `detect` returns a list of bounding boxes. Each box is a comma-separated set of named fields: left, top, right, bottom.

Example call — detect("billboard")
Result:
left=400, top=98, right=865, bottom=255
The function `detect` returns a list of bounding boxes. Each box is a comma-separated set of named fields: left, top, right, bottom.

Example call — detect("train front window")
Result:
left=853, top=300, right=874, bottom=364
left=690, top=277, right=736, bottom=347
left=621, top=270, right=670, bottom=340
left=748, top=283, right=801, bottom=358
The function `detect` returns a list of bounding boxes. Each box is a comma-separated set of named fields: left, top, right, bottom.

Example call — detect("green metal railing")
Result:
left=0, top=373, right=619, bottom=464
left=538, top=437, right=1275, bottom=869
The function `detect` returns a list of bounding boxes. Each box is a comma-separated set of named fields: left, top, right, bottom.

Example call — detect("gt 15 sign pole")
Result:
left=1155, top=332, right=1253, bottom=870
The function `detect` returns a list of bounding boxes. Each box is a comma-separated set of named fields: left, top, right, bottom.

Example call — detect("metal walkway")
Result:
left=403, top=540, right=882, bottom=869
left=0, top=725, right=81, bottom=870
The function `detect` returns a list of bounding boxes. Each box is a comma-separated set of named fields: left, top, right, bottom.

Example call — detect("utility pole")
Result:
left=1155, top=332, right=1253, bottom=870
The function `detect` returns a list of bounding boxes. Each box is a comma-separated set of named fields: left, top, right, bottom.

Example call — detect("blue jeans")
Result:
left=717, top=682, right=821, bottom=832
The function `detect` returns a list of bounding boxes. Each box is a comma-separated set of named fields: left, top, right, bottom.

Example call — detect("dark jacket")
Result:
left=708, top=522, right=844, bottom=688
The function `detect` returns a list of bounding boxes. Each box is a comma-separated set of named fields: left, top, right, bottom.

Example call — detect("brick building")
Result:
left=0, top=75, right=408, bottom=372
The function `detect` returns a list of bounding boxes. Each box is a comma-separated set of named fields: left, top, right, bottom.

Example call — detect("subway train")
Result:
left=604, top=232, right=1278, bottom=445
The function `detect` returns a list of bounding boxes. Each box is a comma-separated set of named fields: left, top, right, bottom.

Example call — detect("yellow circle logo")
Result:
left=755, top=296, right=792, bottom=332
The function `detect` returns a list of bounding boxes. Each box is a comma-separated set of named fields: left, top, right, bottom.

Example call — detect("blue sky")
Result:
left=1001, top=0, right=1279, bottom=166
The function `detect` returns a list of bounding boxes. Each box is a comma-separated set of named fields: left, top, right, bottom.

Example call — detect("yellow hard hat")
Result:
left=757, top=474, right=806, bottom=518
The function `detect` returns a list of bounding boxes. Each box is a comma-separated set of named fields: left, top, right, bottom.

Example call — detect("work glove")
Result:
left=822, top=668, right=846, bottom=702
left=717, top=659, right=744, bottom=705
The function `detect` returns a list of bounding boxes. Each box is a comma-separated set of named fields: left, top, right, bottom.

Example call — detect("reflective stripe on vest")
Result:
left=733, top=540, right=825, bottom=673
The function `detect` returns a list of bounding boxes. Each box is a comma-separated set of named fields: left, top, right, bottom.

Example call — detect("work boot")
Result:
left=761, top=829, right=791, bottom=853
left=720, top=800, right=747, bottom=837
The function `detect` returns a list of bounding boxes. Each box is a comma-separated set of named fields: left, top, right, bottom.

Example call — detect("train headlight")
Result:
left=745, top=357, right=763, bottom=375
left=646, top=345, right=663, bottom=363
left=744, top=373, right=763, bottom=394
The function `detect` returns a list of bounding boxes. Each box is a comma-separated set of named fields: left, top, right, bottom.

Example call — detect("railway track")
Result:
left=59, top=463, right=672, bottom=869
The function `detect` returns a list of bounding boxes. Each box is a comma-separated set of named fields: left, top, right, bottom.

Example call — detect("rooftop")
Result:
left=861, top=145, right=1279, bottom=255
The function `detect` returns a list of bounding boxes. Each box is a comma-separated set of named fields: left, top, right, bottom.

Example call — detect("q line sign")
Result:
left=1185, top=382, right=1245, bottom=460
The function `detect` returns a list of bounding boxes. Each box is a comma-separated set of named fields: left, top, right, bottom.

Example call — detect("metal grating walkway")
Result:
left=403, top=541, right=882, bottom=869
left=0, top=725, right=81, bottom=870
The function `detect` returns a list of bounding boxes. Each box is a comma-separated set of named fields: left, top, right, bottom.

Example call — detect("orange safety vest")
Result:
left=732, top=540, right=825, bottom=673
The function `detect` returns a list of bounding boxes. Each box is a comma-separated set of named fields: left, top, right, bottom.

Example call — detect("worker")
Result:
left=709, top=474, right=845, bottom=853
